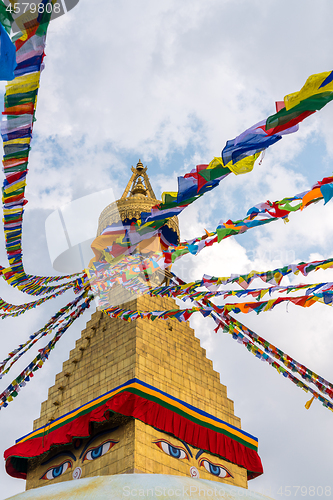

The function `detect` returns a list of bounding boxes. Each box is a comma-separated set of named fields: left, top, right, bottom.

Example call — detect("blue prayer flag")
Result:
left=0, top=22, right=16, bottom=81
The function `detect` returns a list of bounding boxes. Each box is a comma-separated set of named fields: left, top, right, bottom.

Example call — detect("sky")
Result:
left=1, top=0, right=333, bottom=498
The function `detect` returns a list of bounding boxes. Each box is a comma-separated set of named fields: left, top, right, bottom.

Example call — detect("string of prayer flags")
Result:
left=222, top=70, right=333, bottom=166
left=222, top=293, right=333, bottom=315
left=1, top=273, right=85, bottom=297
left=0, top=293, right=94, bottom=409
left=1, top=1, right=56, bottom=293
left=148, top=257, right=333, bottom=298
left=88, top=247, right=333, bottom=299
left=0, top=289, right=91, bottom=380
left=223, top=314, right=333, bottom=411
left=88, top=251, right=333, bottom=304
left=167, top=175, right=333, bottom=265
left=150, top=281, right=333, bottom=303
left=224, top=313, right=333, bottom=401
left=0, top=270, right=85, bottom=298
left=202, top=256, right=333, bottom=289
left=135, top=155, right=261, bottom=242
left=0, top=282, right=78, bottom=319
left=101, top=288, right=332, bottom=325
left=87, top=246, right=333, bottom=319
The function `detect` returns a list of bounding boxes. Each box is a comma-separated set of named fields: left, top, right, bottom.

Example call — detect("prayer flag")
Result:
left=285, top=70, right=333, bottom=110
left=0, top=22, right=16, bottom=81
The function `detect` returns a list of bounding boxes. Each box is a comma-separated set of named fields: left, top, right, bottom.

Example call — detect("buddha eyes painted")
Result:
left=199, top=458, right=233, bottom=478
left=40, top=435, right=119, bottom=481
left=82, top=440, right=118, bottom=462
left=153, top=437, right=234, bottom=480
left=40, top=460, right=72, bottom=480
left=153, top=440, right=189, bottom=460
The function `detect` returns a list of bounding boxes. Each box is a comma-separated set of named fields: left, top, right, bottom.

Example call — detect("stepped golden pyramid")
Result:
left=4, top=162, right=272, bottom=500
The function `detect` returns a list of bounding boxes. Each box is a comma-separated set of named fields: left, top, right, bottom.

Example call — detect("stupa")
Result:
left=4, top=162, right=271, bottom=500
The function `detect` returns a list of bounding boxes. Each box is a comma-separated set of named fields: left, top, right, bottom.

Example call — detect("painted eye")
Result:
left=83, top=440, right=117, bottom=461
left=199, top=459, right=233, bottom=478
left=40, top=460, right=72, bottom=480
left=153, top=440, right=188, bottom=460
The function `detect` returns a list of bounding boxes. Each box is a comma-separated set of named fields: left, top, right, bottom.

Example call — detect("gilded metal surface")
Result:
left=97, top=161, right=179, bottom=240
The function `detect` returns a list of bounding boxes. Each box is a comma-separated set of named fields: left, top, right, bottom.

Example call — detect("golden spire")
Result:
left=121, top=159, right=156, bottom=200
left=97, top=161, right=179, bottom=241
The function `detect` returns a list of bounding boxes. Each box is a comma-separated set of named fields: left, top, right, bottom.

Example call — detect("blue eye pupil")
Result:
left=209, top=463, right=221, bottom=476
left=52, top=465, right=63, bottom=478
left=168, top=445, right=181, bottom=458
left=91, top=445, right=103, bottom=459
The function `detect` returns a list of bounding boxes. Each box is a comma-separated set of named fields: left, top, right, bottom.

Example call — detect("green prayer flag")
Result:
left=0, top=1, right=14, bottom=34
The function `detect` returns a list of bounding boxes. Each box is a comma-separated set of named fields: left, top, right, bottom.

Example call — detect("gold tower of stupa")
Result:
left=5, top=162, right=264, bottom=499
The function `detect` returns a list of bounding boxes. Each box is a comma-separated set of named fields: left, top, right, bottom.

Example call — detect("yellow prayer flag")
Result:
left=259, top=289, right=270, bottom=300
left=305, top=396, right=315, bottom=410
left=6, top=72, right=41, bottom=96
left=284, top=71, right=333, bottom=111
left=19, top=32, right=28, bottom=42
left=3, top=138, right=31, bottom=146
left=3, top=207, right=23, bottom=215
left=274, top=272, right=283, bottom=284
left=206, top=157, right=224, bottom=170
left=1, top=267, right=12, bottom=275
left=226, top=152, right=261, bottom=175
left=3, top=180, right=26, bottom=194
left=263, top=299, right=275, bottom=312
left=320, top=262, right=333, bottom=271
left=162, top=192, right=177, bottom=204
